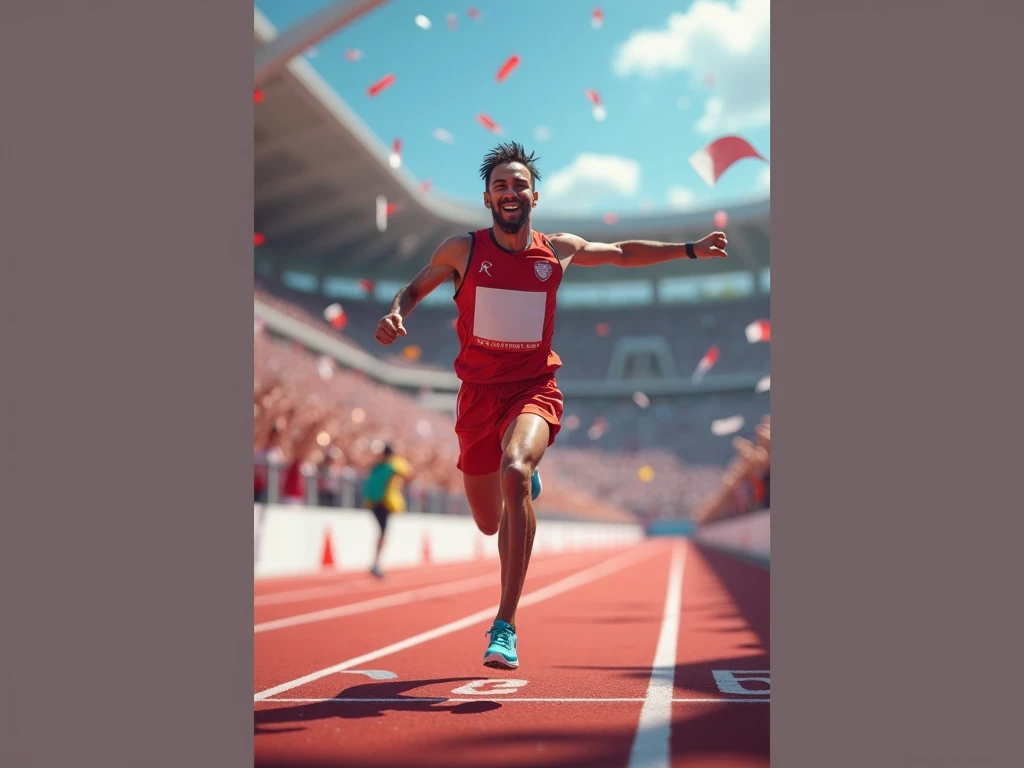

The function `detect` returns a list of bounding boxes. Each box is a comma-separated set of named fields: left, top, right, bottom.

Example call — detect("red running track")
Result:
left=254, top=538, right=769, bottom=768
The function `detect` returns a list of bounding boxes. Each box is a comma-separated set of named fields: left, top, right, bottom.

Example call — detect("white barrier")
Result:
left=254, top=505, right=646, bottom=579
left=693, top=509, right=770, bottom=563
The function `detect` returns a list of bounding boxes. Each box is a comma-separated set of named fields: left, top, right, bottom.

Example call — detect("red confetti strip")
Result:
left=367, top=73, right=396, bottom=97
left=254, top=233, right=266, bottom=246
left=477, top=113, right=502, bottom=134
left=496, top=55, right=520, bottom=82
left=714, top=210, right=728, bottom=228
left=254, top=90, right=265, bottom=104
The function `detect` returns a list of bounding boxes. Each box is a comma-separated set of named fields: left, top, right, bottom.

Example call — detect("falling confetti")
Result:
left=496, top=55, right=520, bottom=83
left=467, top=8, right=481, bottom=20
left=253, top=232, right=266, bottom=246
left=712, top=416, right=745, bottom=436
left=564, top=414, right=581, bottom=431
left=316, top=355, right=335, bottom=381
left=432, top=128, right=455, bottom=144
left=414, top=15, right=432, bottom=30
left=714, top=210, right=729, bottom=228
left=755, top=376, right=771, bottom=393
left=689, top=135, right=768, bottom=187
left=592, top=9, right=604, bottom=29
left=420, top=180, right=433, bottom=193
left=692, top=345, right=720, bottom=383
left=447, top=13, right=458, bottom=30
left=602, top=213, right=618, bottom=225
left=367, top=73, right=396, bottom=98
left=588, top=417, right=609, bottom=441
left=358, top=279, right=375, bottom=293
left=376, top=195, right=389, bottom=232
left=254, top=89, right=265, bottom=104
left=585, top=89, right=607, bottom=122
left=596, top=322, right=611, bottom=337
left=534, top=125, right=552, bottom=142
left=344, top=49, right=363, bottom=61
left=402, top=345, right=422, bottom=361
left=389, top=138, right=402, bottom=169
left=323, top=303, right=347, bottom=330
left=745, top=320, right=771, bottom=343
left=477, top=114, right=502, bottom=134
left=632, top=392, right=650, bottom=409
left=637, top=465, right=655, bottom=482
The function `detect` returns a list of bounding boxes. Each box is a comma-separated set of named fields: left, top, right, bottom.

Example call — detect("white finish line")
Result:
left=260, top=697, right=769, bottom=704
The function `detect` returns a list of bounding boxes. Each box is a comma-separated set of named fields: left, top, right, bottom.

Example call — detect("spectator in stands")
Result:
left=281, top=414, right=330, bottom=505
left=361, top=444, right=411, bottom=578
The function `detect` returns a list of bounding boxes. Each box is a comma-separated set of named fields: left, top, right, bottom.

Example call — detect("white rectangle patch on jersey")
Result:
left=473, top=286, right=546, bottom=348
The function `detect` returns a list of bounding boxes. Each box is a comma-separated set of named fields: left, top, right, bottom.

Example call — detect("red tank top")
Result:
left=452, top=228, right=563, bottom=384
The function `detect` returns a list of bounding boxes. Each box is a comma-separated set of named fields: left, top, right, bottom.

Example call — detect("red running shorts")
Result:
left=455, top=373, right=564, bottom=476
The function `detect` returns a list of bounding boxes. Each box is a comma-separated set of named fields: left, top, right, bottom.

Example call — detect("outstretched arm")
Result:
left=551, top=231, right=728, bottom=269
left=374, top=235, right=466, bottom=345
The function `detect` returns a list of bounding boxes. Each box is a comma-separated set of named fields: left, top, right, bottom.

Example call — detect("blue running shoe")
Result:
left=531, top=469, right=542, bottom=501
left=483, top=619, right=519, bottom=670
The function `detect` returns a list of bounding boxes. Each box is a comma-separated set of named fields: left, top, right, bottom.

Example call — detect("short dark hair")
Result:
left=479, top=141, right=542, bottom=190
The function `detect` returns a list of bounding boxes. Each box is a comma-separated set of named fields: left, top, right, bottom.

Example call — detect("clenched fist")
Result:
left=375, top=312, right=408, bottom=345
left=694, top=231, right=728, bottom=259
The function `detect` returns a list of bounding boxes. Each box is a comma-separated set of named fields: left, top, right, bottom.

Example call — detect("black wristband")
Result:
left=685, top=242, right=697, bottom=259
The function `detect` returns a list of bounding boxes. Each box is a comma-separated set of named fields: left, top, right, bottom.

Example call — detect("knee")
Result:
left=475, top=517, right=500, bottom=536
left=500, top=457, right=534, bottom=499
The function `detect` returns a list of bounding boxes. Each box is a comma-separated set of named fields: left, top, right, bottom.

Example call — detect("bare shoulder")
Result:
left=547, top=232, right=586, bottom=259
left=433, top=233, right=473, bottom=272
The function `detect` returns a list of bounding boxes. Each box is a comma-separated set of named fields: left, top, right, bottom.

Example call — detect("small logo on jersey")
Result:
left=534, top=261, right=553, bottom=281
left=479, top=261, right=493, bottom=277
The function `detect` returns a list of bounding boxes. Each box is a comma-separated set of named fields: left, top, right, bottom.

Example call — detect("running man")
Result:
left=375, top=141, right=727, bottom=669
left=361, top=444, right=411, bottom=578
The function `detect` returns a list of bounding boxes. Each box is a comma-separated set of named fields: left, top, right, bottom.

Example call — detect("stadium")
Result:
left=253, top=2, right=771, bottom=766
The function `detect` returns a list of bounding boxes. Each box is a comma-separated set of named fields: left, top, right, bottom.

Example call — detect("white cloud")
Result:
left=540, top=153, right=641, bottom=212
left=611, top=0, right=769, bottom=135
left=667, top=186, right=697, bottom=210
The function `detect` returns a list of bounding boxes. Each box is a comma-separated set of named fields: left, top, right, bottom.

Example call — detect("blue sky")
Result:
left=255, top=0, right=770, bottom=216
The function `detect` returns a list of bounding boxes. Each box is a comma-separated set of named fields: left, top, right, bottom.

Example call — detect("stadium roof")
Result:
left=253, top=7, right=770, bottom=286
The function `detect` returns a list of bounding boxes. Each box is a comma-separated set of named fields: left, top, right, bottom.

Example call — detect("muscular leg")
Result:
left=496, top=413, right=549, bottom=628
left=463, top=470, right=509, bottom=603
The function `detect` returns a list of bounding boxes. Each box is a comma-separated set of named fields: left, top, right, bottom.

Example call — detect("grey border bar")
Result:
left=775, top=2, right=1024, bottom=766
left=1, top=2, right=252, bottom=766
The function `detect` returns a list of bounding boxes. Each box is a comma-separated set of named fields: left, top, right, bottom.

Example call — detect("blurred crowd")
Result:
left=692, top=415, right=771, bottom=524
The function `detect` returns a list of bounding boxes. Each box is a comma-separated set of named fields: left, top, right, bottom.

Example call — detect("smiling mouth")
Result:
left=501, top=203, right=522, bottom=214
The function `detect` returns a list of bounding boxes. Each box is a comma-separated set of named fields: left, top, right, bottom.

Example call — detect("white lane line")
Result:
left=627, top=540, right=688, bottom=768
left=254, top=553, right=588, bottom=633
left=260, top=697, right=769, bottom=704
left=253, top=542, right=660, bottom=702
left=255, top=558, right=502, bottom=606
